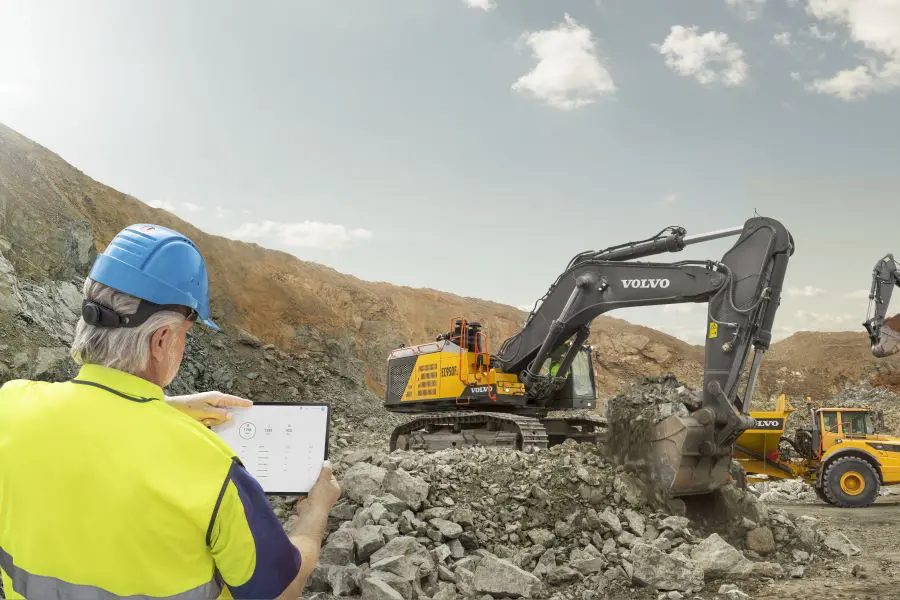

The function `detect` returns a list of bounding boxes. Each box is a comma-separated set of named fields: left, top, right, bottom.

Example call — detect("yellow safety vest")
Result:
left=0, top=364, right=300, bottom=599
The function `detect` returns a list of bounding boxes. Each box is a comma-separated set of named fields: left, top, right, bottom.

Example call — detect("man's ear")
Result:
left=149, top=325, right=172, bottom=360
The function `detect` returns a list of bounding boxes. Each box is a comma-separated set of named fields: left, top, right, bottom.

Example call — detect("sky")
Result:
left=1, top=0, right=898, bottom=346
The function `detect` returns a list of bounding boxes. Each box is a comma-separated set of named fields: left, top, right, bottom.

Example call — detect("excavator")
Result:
left=864, top=253, right=900, bottom=357
left=382, top=216, right=794, bottom=497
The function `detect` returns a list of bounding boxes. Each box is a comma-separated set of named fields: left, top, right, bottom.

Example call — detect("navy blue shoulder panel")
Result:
left=226, top=462, right=301, bottom=598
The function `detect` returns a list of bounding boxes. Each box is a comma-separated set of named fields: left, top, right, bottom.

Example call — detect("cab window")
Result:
left=841, top=411, right=875, bottom=435
left=570, top=349, right=594, bottom=398
left=822, top=412, right=838, bottom=433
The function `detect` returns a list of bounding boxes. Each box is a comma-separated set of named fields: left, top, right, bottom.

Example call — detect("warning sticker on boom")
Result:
left=708, top=322, right=718, bottom=339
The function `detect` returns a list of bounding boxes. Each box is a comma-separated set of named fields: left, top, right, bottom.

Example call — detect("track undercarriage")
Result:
left=388, top=411, right=608, bottom=453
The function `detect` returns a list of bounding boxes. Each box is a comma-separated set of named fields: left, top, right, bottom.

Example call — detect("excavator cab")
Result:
left=538, top=343, right=597, bottom=411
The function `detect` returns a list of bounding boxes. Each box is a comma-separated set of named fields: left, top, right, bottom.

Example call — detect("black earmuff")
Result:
left=81, top=299, right=191, bottom=328
left=82, top=300, right=126, bottom=328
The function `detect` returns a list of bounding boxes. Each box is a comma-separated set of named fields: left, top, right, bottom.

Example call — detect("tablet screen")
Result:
left=212, top=403, right=330, bottom=495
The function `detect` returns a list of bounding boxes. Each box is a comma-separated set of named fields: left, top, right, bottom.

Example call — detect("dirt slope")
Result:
left=0, top=122, right=708, bottom=401
left=753, top=331, right=900, bottom=404
left=2, top=120, right=900, bottom=408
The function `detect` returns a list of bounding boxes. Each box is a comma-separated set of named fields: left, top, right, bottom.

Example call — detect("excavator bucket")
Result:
left=647, top=395, right=797, bottom=495
left=610, top=410, right=733, bottom=497
left=871, top=314, right=900, bottom=357
left=646, top=414, right=733, bottom=497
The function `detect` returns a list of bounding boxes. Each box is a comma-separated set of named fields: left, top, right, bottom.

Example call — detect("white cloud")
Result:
left=147, top=199, right=176, bottom=212
left=512, top=13, right=616, bottom=110
left=805, top=0, right=900, bottom=99
left=785, top=285, right=825, bottom=297
left=844, top=289, right=871, bottom=299
left=807, top=23, right=838, bottom=41
left=807, top=0, right=900, bottom=55
left=464, top=0, right=496, bottom=10
left=659, top=193, right=677, bottom=205
left=807, top=60, right=900, bottom=99
left=795, top=308, right=857, bottom=327
left=183, top=202, right=201, bottom=212
left=791, top=71, right=803, bottom=81
left=655, top=25, right=748, bottom=86
left=773, top=32, right=795, bottom=47
left=229, top=220, right=373, bottom=250
left=215, top=207, right=233, bottom=219
left=726, top=0, right=767, bottom=20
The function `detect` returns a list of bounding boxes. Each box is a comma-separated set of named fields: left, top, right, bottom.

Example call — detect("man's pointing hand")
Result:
left=166, top=391, right=253, bottom=427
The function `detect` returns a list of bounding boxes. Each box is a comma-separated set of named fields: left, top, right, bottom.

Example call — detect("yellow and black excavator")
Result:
left=382, top=216, right=794, bottom=497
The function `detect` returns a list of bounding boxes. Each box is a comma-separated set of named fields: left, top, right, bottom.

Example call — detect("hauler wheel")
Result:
left=813, top=484, right=831, bottom=505
left=822, top=456, right=880, bottom=508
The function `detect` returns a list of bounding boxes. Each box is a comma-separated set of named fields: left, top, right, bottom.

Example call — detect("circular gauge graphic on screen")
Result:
left=238, top=422, right=257, bottom=439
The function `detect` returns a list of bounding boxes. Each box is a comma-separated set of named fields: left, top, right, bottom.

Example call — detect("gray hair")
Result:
left=70, top=278, right=187, bottom=375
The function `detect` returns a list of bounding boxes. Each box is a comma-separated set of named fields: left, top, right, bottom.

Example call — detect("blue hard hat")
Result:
left=86, top=224, right=219, bottom=331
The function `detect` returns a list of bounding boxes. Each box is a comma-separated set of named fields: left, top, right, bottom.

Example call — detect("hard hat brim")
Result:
left=200, top=316, right=221, bottom=332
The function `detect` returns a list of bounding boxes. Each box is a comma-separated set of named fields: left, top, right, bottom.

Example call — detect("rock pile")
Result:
left=774, top=381, right=900, bottom=439
left=292, top=432, right=841, bottom=600
left=826, top=382, right=900, bottom=435
left=749, top=477, right=895, bottom=505
left=602, top=375, right=702, bottom=496
left=749, top=479, right=819, bottom=504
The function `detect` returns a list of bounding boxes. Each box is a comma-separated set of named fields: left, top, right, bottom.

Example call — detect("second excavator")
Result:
left=864, top=253, right=900, bottom=357
left=383, top=216, right=794, bottom=497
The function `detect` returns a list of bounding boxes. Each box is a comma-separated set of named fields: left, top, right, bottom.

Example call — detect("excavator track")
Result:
left=541, top=413, right=608, bottom=445
left=390, top=411, right=550, bottom=453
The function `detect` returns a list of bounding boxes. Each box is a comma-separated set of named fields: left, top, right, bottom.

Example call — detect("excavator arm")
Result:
left=497, top=216, right=795, bottom=494
left=863, top=254, right=900, bottom=357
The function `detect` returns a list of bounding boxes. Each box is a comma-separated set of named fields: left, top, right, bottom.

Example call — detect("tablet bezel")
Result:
left=221, top=401, right=332, bottom=496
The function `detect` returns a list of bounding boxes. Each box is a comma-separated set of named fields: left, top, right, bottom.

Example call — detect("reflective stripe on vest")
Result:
left=0, top=547, right=222, bottom=600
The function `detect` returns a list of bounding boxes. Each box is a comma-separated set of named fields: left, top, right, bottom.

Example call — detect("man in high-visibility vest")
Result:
left=0, top=223, right=339, bottom=599
left=547, top=340, right=572, bottom=377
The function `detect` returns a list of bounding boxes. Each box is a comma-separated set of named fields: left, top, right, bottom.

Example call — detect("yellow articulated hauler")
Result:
left=734, top=394, right=900, bottom=507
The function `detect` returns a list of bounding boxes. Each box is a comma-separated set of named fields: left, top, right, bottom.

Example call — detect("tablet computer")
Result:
left=211, top=402, right=331, bottom=495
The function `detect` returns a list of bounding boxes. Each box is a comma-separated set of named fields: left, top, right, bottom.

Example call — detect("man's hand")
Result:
left=165, top=391, right=253, bottom=427
left=281, top=461, right=341, bottom=599
left=305, top=461, right=341, bottom=511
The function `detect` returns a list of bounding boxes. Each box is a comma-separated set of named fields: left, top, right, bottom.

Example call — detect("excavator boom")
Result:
left=495, top=216, right=794, bottom=494
left=864, top=254, right=900, bottom=357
